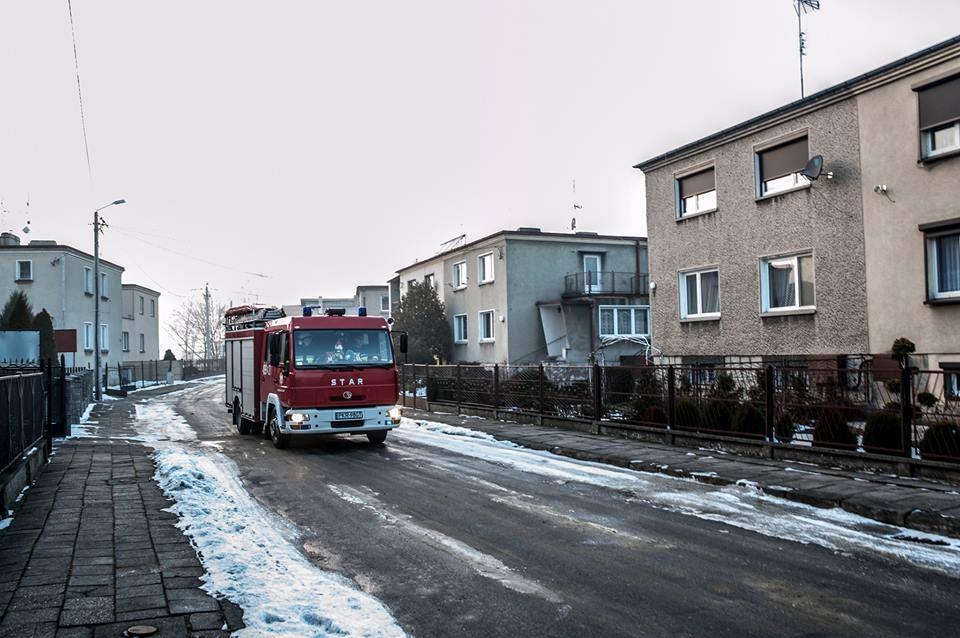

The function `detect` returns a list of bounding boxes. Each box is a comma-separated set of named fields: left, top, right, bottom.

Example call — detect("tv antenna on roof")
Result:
left=795, top=0, right=821, bottom=98
left=571, top=179, right=582, bottom=230
left=439, top=233, right=466, bottom=252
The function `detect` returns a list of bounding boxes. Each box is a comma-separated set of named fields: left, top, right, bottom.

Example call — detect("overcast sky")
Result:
left=2, top=2, right=959, bottom=354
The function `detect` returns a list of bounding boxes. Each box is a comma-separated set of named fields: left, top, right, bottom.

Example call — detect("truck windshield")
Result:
left=293, top=329, right=395, bottom=369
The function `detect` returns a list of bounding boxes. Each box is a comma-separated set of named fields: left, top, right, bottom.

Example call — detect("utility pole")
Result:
left=93, top=199, right=125, bottom=401
left=203, top=283, right=212, bottom=361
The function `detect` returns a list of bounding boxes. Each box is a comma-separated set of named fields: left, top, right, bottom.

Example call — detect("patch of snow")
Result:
left=0, top=516, right=11, bottom=531
left=15, top=486, right=30, bottom=503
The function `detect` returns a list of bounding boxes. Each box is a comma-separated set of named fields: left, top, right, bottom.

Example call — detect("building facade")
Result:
left=0, top=233, right=125, bottom=367
left=635, top=36, right=960, bottom=380
left=396, top=228, right=650, bottom=365
left=121, top=284, right=161, bottom=362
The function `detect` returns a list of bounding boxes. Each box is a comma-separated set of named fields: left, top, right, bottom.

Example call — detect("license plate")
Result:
left=334, top=411, right=363, bottom=421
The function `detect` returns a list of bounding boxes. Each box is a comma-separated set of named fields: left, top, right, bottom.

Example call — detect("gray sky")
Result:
left=2, top=1, right=959, bottom=354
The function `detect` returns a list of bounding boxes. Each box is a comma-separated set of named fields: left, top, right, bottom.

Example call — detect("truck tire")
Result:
left=268, top=409, right=290, bottom=449
left=234, top=400, right=251, bottom=435
left=367, top=430, right=388, bottom=445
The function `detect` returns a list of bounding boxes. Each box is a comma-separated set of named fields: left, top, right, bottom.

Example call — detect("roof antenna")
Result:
left=795, top=0, right=821, bottom=98
left=571, top=179, right=582, bottom=230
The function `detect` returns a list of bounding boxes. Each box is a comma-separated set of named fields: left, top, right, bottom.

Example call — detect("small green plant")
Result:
left=862, top=411, right=903, bottom=454
left=709, top=372, right=740, bottom=400
left=675, top=398, right=704, bottom=430
left=891, top=337, right=916, bottom=366
left=775, top=412, right=796, bottom=442
left=812, top=405, right=856, bottom=449
left=731, top=403, right=765, bottom=436
left=916, top=392, right=938, bottom=408
left=919, top=421, right=960, bottom=460
left=704, top=399, right=735, bottom=432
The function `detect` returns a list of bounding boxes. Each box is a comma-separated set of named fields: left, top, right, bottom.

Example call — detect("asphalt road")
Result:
left=169, top=383, right=959, bottom=637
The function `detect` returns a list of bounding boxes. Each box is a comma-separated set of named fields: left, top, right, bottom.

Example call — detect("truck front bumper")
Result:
left=281, top=405, right=401, bottom=435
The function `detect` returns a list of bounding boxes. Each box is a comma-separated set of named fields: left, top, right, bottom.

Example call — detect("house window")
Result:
left=425, top=273, right=435, bottom=289
left=917, top=75, right=960, bottom=159
left=84, top=322, right=94, bottom=350
left=942, top=364, right=960, bottom=400
left=453, top=314, right=467, bottom=343
left=100, top=324, right=109, bottom=352
left=452, top=261, right=467, bottom=289
left=757, top=136, right=810, bottom=197
left=139, top=334, right=145, bottom=353
left=478, top=253, right=494, bottom=284
left=84, top=268, right=94, bottom=294
left=150, top=299, right=156, bottom=317
left=380, top=295, right=389, bottom=312
left=760, top=252, right=815, bottom=312
left=924, top=227, right=960, bottom=301
left=479, top=310, right=495, bottom=341
left=15, top=260, right=32, bottom=281
left=100, top=273, right=108, bottom=298
left=598, top=305, right=650, bottom=337
left=139, top=296, right=144, bottom=315
left=677, top=167, right=717, bottom=218
left=583, top=254, right=603, bottom=292
left=122, top=332, right=130, bottom=352
left=679, top=268, right=720, bottom=319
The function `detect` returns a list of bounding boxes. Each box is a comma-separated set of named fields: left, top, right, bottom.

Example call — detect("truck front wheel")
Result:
left=367, top=430, right=388, bottom=445
left=233, top=400, right=251, bottom=435
left=269, top=410, right=290, bottom=449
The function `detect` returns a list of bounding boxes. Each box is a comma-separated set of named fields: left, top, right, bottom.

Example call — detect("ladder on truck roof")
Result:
left=223, top=305, right=286, bottom=332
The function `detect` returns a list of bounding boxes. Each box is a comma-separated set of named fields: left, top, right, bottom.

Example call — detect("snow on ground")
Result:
left=393, top=418, right=960, bottom=577
left=135, top=399, right=405, bottom=638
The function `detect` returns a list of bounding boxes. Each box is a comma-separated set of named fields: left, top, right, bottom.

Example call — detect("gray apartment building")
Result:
left=635, top=36, right=960, bottom=390
left=121, top=284, right=161, bottom=362
left=0, top=232, right=126, bottom=367
left=396, top=228, right=650, bottom=365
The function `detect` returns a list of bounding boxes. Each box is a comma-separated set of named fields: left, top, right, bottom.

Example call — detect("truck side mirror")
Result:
left=399, top=333, right=408, bottom=354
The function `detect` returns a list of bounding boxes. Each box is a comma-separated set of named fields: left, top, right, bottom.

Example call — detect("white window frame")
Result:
left=100, top=272, right=108, bottom=298
left=139, top=296, right=145, bottom=315
left=150, top=299, right=156, bottom=317
left=380, top=295, right=389, bottom=312
left=453, top=314, right=468, bottom=343
left=15, top=260, right=32, bottom=281
left=100, top=324, right=109, bottom=352
left=760, top=252, right=816, bottom=313
left=452, top=261, right=467, bottom=289
left=680, top=190, right=717, bottom=217
left=761, top=172, right=810, bottom=197
left=598, top=305, right=650, bottom=337
left=122, top=331, right=130, bottom=352
left=425, top=273, right=436, bottom=290
left=926, top=229, right=960, bottom=300
left=922, top=122, right=960, bottom=159
left=478, top=310, right=495, bottom=342
left=478, top=253, right=494, bottom=284
left=139, top=333, right=145, bottom=353
left=84, top=268, right=94, bottom=294
left=679, top=268, right=721, bottom=319
left=583, top=254, right=603, bottom=292
left=83, top=322, right=94, bottom=350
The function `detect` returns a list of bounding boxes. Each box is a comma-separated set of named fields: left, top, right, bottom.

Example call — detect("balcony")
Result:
left=563, top=272, right=649, bottom=297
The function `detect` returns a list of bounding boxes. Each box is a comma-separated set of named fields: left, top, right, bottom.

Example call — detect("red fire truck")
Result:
left=224, top=305, right=406, bottom=448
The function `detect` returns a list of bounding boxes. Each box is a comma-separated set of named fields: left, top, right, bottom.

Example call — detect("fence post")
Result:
left=667, top=365, right=676, bottom=429
left=44, top=358, right=53, bottom=455
left=592, top=364, right=603, bottom=421
left=900, top=365, right=913, bottom=458
left=424, top=364, right=431, bottom=409
left=493, top=364, right=500, bottom=413
left=538, top=363, right=545, bottom=417
left=765, top=365, right=775, bottom=442
left=456, top=364, right=462, bottom=414
left=401, top=364, right=406, bottom=408
left=60, top=355, right=68, bottom=438
left=141, top=361, right=146, bottom=388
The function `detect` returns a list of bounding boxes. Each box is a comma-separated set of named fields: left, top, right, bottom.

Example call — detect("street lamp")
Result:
left=93, top=199, right=126, bottom=401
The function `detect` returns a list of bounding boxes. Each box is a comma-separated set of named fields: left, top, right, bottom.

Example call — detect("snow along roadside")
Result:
left=132, top=400, right=407, bottom=638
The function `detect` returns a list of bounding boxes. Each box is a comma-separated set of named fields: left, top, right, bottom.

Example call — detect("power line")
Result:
left=66, top=0, right=92, bottom=179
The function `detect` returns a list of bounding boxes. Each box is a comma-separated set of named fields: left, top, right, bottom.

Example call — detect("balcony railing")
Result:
left=564, top=272, right=649, bottom=297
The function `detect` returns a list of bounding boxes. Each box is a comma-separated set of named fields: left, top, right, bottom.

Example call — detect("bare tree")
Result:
left=166, top=293, right=228, bottom=360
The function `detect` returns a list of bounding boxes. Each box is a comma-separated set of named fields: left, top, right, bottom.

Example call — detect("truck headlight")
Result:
left=388, top=407, right=401, bottom=424
left=288, top=412, right=309, bottom=424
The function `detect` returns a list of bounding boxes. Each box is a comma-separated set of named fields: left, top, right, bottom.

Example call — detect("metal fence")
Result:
left=102, top=358, right=225, bottom=392
left=400, top=362, right=960, bottom=464
left=1, top=369, right=48, bottom=476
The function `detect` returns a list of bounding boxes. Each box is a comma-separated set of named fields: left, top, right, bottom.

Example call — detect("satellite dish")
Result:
left=802, top=155, right=824, bottom=180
